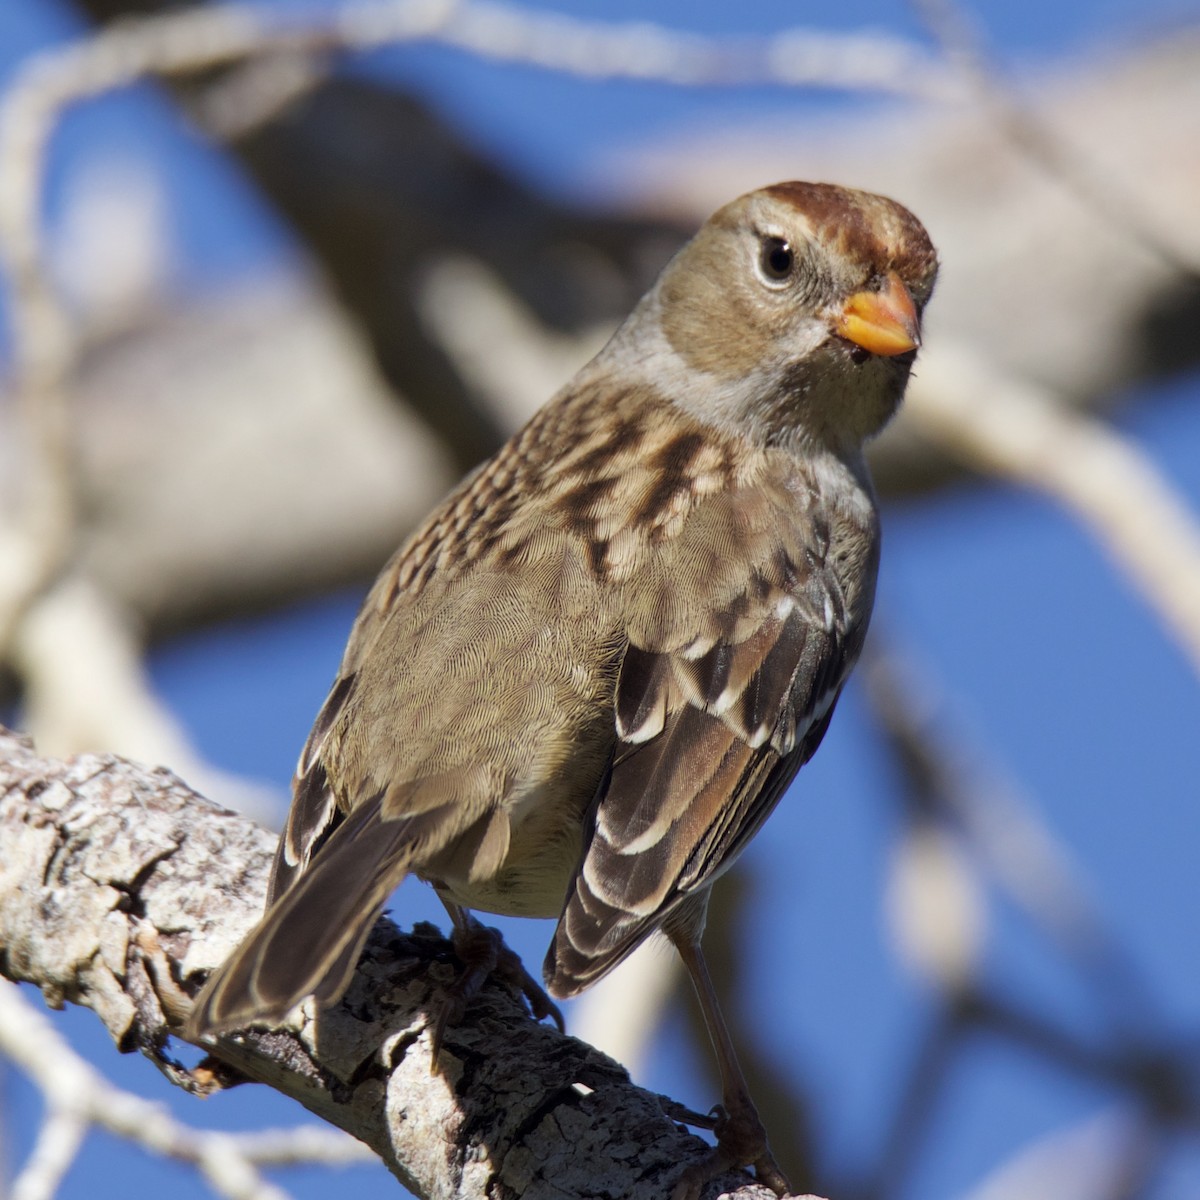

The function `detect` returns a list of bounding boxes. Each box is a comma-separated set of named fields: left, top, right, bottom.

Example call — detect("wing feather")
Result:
left=189, top=797, right=436, bottom=1037
left=546, top=479, right=870, bottom=998
left=269, top=672, right=358, bottom=903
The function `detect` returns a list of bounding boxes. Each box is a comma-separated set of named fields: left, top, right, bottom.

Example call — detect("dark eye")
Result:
left=759, top=237, right=794, bottom=282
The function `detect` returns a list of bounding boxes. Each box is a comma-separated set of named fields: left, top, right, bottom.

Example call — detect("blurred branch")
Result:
left=416, top=254, right=609, bottom=431
left=865, top=641, right=1155, bottom=1024
left=36, top=0, right=960, bottom=97
left=414, top=3, right=958, bottom=96
left=11, top=572, right=281, bottom=820
left=854, top=985, right=1196, bottom=1200
left=912, top=0, right=1200, bottom=277
left=1, top=981, right=375, bottom=1200
left=960, top=1110, right=1158, bottom=1200
left=0, top=4, right=449, bottom=575
left=861, top=638, right=1200, bottom=1197
left=909, top=341, right=1200, bottom=678
left=0, top=0, right=959, bottom=479
left=855, top=1010, right=956, bottom=1200
left=0, top=726, right=786, bottom=1200
left=570, top=942, right=679, bottom=1081
left=966, top=989, right=1200, bottom=1130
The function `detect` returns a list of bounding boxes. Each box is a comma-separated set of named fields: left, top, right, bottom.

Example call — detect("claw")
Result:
left=659, top=1097, right=720, bottom=1130
left=491, top=933, right=565, bottom=1031
left=429, top=916, right=563, bottom=1069
left=671, top=1151, right=789, bottom=1200
left=670, top=1099, right=790, bottom=1200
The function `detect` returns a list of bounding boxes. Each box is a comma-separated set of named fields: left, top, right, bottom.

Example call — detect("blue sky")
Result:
left=3, top=1, right=1199, bottom=1199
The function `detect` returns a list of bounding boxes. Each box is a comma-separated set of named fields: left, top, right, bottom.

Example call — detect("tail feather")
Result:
left=185, top=799, right=446, bottom=1040
left=544, top=883, right=658, bottom=999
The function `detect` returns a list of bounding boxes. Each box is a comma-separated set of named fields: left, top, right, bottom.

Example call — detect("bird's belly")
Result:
left=423, top=770, right=597, bottom=919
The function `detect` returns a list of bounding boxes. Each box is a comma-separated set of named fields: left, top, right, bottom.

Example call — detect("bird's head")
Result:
left=627, top=181, right=938, bottom=456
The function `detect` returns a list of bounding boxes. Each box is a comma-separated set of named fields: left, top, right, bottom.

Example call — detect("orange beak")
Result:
left=834, top=271, right=921, bottom=357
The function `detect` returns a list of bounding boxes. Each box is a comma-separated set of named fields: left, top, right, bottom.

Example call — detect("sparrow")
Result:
left=186, top=180, right=937, bottom=1197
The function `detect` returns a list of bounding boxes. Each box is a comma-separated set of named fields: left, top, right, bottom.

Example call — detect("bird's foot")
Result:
left=671, top=1101, right=790, bottom=1200
left=430, top=918, right=564, bottom=1063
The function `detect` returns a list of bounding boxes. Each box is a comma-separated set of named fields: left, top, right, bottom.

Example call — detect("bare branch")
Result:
left=0, top=726, right=785, bottom=1200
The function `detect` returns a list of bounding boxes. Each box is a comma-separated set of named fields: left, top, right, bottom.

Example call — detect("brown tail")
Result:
left=185, top=800, right=432, bottom=1040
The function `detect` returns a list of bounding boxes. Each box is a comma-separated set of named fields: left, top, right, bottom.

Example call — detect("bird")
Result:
left=186, top=180, right=938, bottom=1196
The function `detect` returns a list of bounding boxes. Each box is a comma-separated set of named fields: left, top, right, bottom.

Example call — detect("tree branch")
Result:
left=0, top=725, right=786, bottom=1200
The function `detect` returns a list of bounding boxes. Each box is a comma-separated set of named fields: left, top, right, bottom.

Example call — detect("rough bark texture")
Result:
left=0, top=726, right=786, bottom=1200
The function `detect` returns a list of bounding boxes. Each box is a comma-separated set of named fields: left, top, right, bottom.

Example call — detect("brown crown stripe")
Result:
left=764, top=181, right=938, bottom=284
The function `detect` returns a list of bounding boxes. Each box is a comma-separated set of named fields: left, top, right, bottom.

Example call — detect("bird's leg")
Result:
left=670, top=934, right=791, bottom=1200
left=430, top=899, right=564, bottom=1061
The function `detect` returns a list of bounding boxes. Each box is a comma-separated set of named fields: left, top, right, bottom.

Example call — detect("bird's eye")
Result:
left=759, top=237, right=794, bottom=282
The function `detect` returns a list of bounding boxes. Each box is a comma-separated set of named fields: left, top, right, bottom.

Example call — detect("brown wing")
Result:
left=545, top=482, right=871, bottom=997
